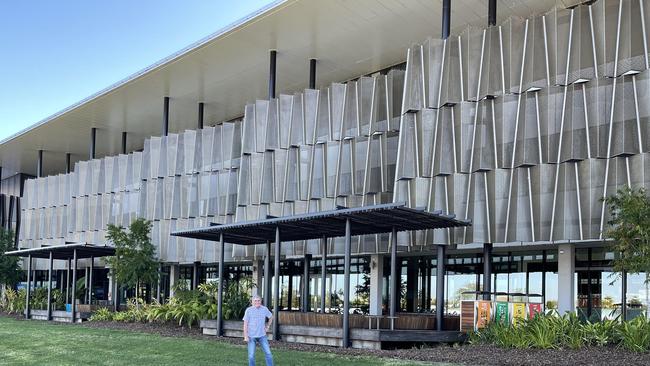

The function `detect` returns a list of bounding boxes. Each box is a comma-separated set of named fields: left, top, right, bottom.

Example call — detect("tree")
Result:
left=603, top=187, right=650, bottom=316
left=0, top=228, right=21, bottom=288
left=105, top=218, right=158, bottom=304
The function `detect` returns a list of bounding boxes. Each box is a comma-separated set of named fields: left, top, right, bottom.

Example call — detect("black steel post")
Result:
left=622, top=270, right=628, bottom=321
left=436, top=245, right=446, bottom=331
left=47, top=251, right=53, bottom=320
left=113, top=271, right=119, bottom=312
left=264, top=240, right=271, bottom=306
left=269, top=50, right=277, bottom=99
left=320, top=237, right=327, bottom=313
left=217, top=233, right=225, bottom=336
left=25, top=254, right=32, bottom=319
left=192, top=262, right=199, bottom=290
left=66, top=258, right=71, bottom=304
left=88, top=257, right=94, bottom=304
left=121, top=132, right=128, bottom=154
left=442, top=0, right=451, bottom=39
left=390, top=226, right=397, bottom=318
left=488, top=0, right=497, bottom=27
left=37, top=150, right=43, bottom=178
left=273, top=227, right=281, bottom=340
left=71, top=249, right=78, bottom=323
left=65, top=153, right=71, bottom=174
left=309, top=59, right=317, bottom=89
left=483, top=243, right=492, bottom=300
left=342, top=218, right=351, bottom=348
left=90, top=127, right=97, bottom=160
left=302, top=254, right=311, bottom=312
left=156, top=263, right=162, bottom=303
left=162, top=96, right=170, bottom=136
left=198, top=102, right=204, bottom=130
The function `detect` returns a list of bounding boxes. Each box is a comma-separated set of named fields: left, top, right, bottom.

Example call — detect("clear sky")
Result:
left=0, top=0, right=272, bottom=141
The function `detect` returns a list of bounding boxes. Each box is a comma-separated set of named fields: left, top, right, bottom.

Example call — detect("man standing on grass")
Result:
left=243, top=294, right=274, bottom=366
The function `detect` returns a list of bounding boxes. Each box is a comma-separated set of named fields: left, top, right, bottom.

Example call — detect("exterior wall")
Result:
left=17, top=0, right=650, bottom=268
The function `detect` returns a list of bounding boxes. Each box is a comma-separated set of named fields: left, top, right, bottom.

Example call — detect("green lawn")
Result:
left=0, top=317, right=431, bottom=366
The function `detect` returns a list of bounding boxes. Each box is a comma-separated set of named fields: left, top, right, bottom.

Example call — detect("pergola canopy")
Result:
left=171, top=202, right=470, bottom=245
left=4, top=243, right=115, bottom=260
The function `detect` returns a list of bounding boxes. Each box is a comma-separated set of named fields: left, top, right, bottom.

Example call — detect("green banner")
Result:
left=495, top=302, right=509, bottom=325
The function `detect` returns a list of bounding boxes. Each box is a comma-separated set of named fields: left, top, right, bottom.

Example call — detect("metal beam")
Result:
left=71, top=249, right=78, bottom=323
left=25, top=254, right=31, bottom=319
left=264, top=240, right=271, bottom=306
left=121, top=132, right=128, bottom=155
left=47, top=251, right=53, bottom=320
left=269, top=50, right=277, bottom=99
left=198, top=102, right=205, bottom=130
left=436, top=244, right=446, bottom=331
left=90, top=127, right=97, bottom=160
left=309, top=59, right=317, bottom=89
left=163, top=96, right=170, bottom=136
left=302, top=254, right=311, bottom=312
left=342, top=218, right=351, bottom=348
left=488, top=0, right=497, bottom=27
left=442, top=0, right=451, bottom=39
left=37, top=150, right=43, bottom=178
left=320, top=236, right=327, bottom=313
left=390, top=226, right=397, bottom=319
left=483, top=243, right=492, bottom=300
left=273, top=226, right=281, bottom=340
left=217, top=233, right=225, bottom=336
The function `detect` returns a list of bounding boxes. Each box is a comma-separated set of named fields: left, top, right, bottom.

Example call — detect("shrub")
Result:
left=617, top=316, right=650, bottom=352
left=89, top=307, right=114, bottom=322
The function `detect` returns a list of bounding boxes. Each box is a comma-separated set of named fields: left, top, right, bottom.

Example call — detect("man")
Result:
left=243, top=295, right=274, bottom=366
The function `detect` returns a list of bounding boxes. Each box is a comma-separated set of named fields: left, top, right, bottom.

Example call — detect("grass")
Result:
left=0, top=317, right=432, bottom=366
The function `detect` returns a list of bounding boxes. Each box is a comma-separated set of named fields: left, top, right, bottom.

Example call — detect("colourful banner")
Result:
left=476, top=300, right=491, bottom=329
left=495, top=302, right=509, bottom=325
left=512, top=303, right=526, bottom=325
left=528, top=303, right=543, bottom=317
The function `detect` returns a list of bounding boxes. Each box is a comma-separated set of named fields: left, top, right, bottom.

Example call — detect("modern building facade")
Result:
left=3, top=0, right=650, bottom=324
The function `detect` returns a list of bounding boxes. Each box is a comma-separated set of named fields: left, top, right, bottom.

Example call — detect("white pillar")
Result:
left=369, top=254, right=384, bottom=316
left=558, top=244, right=575, bottom=315
left=252, top=259, right=264, bottom=297
left=108, top=272, right=114, bottom=303
left=169, top=264, right=180, bottom=298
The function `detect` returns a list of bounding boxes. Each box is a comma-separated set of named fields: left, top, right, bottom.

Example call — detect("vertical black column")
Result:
left=217, top=233, right=225, bottom=336
left=65, top=153, right=71, bottom=174
left=90, top=127, right=97, bottom=160
left=113, top=270, right=119, bottom=312
left=483, top=243, right=492, bottom=300
left=198, top=102, right=204, bottom=130
left=622, top=270, right=628, bottom=321
left=121, top=132, right=128, bottom=155
left=442, top=0, right=451, bottom=39
left=406, top=259, right=418, bottom=311
left=162, top=96, right=170, bottom=136
left=436, top=245, right=446, bottom=331
left=156, top=263, right=162, bottom=303
left=88, top=257, right=94, bottom=304
left=273, top=227, right=281, bottom=340
left=66, top=259, right=71, bottom=304
left=287, top=262, right=293, bottom=309
left=71, top=249, right=78, bottom=323
left=488, top=0, right=497, bottom=26
left=302, top=254, right=311, bottom=312
left=37, top=150, right=43, bottom=178
left=192, top=262, right=199, bottom=290
left=25, top=254, right=32, bottom=319
left=320, top=237, right=327, bottom=313
left=264, top=240, right=271, bottom=306
left=342, top=218, right=351, bottom=348
left=390, top=227, right=397, bottom=319
left=47, top=251, right=54, bottom=320
left=269, top=50, right=277, bottom=99
left=309, top=59, right=317, bottom=89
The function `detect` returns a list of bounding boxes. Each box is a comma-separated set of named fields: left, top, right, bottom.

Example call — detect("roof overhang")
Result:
left=172, top=202, right=471, bottom=245
left=0, top=0, right=576, bottom=178
left=4, top=243, right=115, bottom=260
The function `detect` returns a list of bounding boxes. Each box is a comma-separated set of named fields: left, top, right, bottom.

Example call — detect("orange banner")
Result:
left=476, top=300, right=491, bottom=329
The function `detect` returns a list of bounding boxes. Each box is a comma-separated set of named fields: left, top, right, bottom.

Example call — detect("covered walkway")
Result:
left=172, top=202, right=470, bottom=347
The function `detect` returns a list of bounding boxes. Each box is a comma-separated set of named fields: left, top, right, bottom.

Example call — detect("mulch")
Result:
left=4, top=315, right=650, bottom=365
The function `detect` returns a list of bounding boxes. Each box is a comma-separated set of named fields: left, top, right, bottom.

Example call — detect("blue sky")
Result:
left=0, top=0, right=272, bottom=141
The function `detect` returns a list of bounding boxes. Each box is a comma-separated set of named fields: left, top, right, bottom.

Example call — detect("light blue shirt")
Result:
left=243, top=305, right=272, bottom=338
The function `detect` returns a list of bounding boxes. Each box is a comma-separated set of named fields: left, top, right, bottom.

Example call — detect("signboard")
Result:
left=528, top=303, right=543, bottom=317
left=476, top=300, right=491, bottom=329
left=495, top=302, right=509, bottom=325
left=512, top=303, right=526, bottom=325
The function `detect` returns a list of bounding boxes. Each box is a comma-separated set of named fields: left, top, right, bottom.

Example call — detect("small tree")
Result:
left=105, top=218, right=158, bottom=305
left=0, top=229, right=21, bottom=289
left=603, top=187, right=650, bottom=316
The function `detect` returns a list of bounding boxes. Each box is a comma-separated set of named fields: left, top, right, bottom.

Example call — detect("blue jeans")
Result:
left=247, top=336, right=274, bottom=366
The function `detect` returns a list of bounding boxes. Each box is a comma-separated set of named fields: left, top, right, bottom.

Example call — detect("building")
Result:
left=2, top=0, right=650, bottom=333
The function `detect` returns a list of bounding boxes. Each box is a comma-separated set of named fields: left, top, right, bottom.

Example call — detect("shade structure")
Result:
left=4, top=243, right=115, bottom=260
left=171, top=202, right=470, bottom=244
